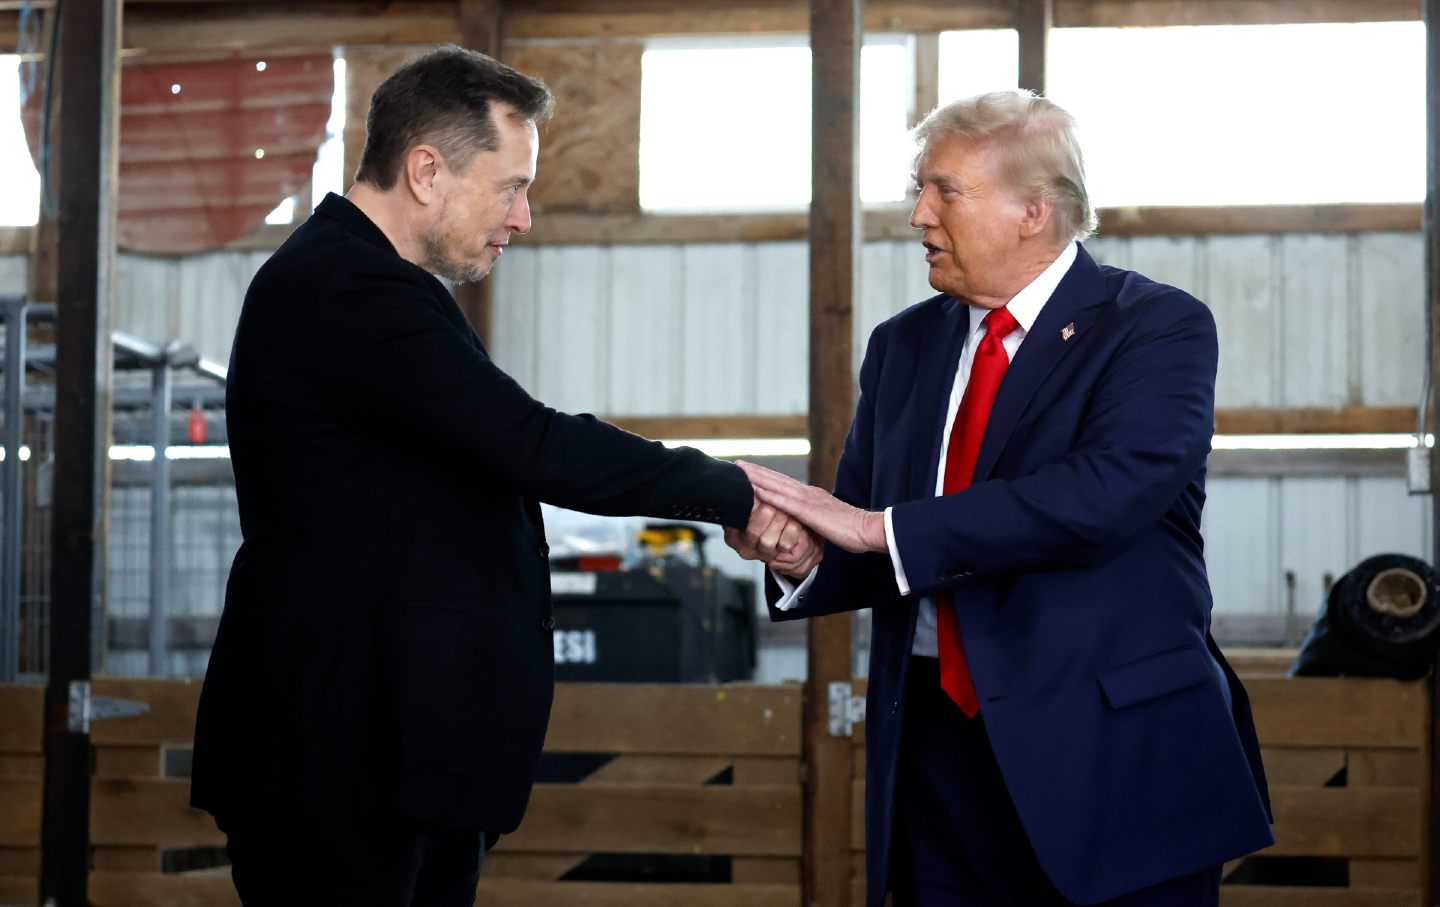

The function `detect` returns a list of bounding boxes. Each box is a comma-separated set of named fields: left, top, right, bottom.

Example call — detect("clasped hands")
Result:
left=723, top=461, right=888, bottom=580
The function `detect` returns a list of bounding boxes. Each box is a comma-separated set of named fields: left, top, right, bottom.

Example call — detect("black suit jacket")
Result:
left=190, top=194, right=753, bottom=833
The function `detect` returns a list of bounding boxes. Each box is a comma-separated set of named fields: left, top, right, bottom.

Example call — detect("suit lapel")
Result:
left=971, top=245, right=1110, bottom=484
left=910, top=295, right=972, bottom=499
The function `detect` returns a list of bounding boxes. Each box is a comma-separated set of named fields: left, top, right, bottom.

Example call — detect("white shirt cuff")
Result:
left=771, top=564, right=820, bottom=611
left=885, top=506, right=911, bottom=596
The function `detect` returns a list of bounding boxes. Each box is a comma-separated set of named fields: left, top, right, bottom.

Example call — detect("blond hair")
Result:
left=913, top=90, right=1097, bottom=240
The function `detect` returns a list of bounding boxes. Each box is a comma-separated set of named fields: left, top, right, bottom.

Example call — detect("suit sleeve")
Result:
left=767, top=324, right=901, bottom=621
left=890, top=292, right=1217, bottom=598
left=316, top=268, right=753, bottom=528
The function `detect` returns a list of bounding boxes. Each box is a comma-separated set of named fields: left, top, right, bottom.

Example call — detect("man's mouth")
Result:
left=923, top=241, right=944, bottom=263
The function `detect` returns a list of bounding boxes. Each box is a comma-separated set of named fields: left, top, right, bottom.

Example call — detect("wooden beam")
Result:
left=41, top=0, right=120, bottom=904
left=1424, top=0, right=1439, bottom=903
left=1055, top=0, right=1420, bottom=27
left=1016, top=0, right=1052, bottom=95
left=912, top=31, right=939, bottom=126
left=455, top=0, right=503, bottom=344
left=1214, top=405, right=1421, bottom=434
left=0, top=0, right=1426, bottom=53
left=806, top=0, right=860, bottom=906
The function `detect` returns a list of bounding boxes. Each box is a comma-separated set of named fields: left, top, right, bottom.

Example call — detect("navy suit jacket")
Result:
left=773, top=245, right=1273, bottom=905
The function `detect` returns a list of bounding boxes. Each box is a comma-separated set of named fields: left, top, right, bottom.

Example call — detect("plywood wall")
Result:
left=506, top=40, right=644, bottom=213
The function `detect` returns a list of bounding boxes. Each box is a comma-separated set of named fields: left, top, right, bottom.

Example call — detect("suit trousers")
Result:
left=890, top=657, right=1222, bottom=907
left=215, top=814, right=485, bottom=907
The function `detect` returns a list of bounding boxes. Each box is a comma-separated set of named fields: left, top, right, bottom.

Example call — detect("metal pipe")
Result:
left=148, top=358, right=172, bottom=676
left=1, top=296, right=25, bottom=681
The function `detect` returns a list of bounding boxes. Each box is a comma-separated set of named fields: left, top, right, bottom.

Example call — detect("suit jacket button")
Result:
left=542, top=617, right=555, bottom=630
left=891, top=700, right=900, bottom=714
left=538, top=543, right=550, bottom=558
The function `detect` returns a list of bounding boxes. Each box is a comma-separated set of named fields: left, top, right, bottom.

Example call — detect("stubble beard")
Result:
left=421, top=228, right=493, bottom=285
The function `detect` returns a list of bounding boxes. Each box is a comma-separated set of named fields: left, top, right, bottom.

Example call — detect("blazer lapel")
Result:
left=909, top=295, right=972, bottom=499
left=972, top=245, right=1110, bottom=484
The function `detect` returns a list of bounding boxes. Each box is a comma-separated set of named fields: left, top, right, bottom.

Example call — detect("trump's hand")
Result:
left=725, top=500, right=823, bottom=579
left=736, top=460, right=887, bottom=555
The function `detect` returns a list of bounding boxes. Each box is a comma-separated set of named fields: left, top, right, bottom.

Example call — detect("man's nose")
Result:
left=909, top=193, right=936, bottom=229
left=507, top=189, right=533, bottom=235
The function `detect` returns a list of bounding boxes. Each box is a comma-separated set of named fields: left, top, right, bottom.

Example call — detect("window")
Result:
left=936, top=22, right=1424, bottom=207
left=639, top=37, right=913, bottom=211
left=937, top=29, right=1019, bottom=103
left=0, top=56, right=41, bottom=226
left=1048, top=23, right=1423, bottom=207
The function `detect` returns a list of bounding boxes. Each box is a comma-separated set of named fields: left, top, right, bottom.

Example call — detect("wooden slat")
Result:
left=1267, top=787, right=1423, bottom=857
left=1259, top=748, right=1346, bottom=787
left=92, top=846, right=162, bottom=872
left=474, top=879, right=801, bottom=907
left=732, top=757, right=799, bottom=786
left=1349, top=857, right=1422, bottom=887
left=500, top=784, right=800, bottom=856
left=0, top=754, right=43, bottom=776
left=1227, top=648, right=1299, bottom=676
left=483, top=853, right=589, bottom=880
left=0, top=876, right=37, bottom=905
left=1349, top=750, right=1425, bottom=787
left=1220, top=888, right=1421, bottom=907
left=0, top=778, right=40, bottom=846
left=89, top=871, right=240, bottom=907
left=583, top=755, right=730, bottom=784
left=94, top=746, right=163, bottom=778
left=0, top=685, right=43, bottom=753
left=1247, top=678, right=1426, bottom=747
left=732, top=857, right=801, bottom=884
left=0, top=845, right=38, bottom=875
left=607, top=415, right=808, bottom=440
left=90, top=778, right=225, bottom=848
left=89, top=678, right=204, bottom=746
left=545, top=685, right=801, bottom=756
left=1215, top=406, right=1420, bottom=435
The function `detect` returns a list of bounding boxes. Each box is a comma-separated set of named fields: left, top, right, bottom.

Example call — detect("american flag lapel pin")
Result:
left=1061, top=322, right=1077, bottom=342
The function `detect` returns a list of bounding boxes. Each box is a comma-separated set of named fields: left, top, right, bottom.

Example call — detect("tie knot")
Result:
left=984, top=307, right=1019, bottom=341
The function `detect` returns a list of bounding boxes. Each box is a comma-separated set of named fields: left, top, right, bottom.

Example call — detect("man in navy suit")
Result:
left=730, top=91, right=1273, bottom=905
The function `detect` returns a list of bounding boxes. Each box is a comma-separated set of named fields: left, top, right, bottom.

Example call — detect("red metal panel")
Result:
left=22, top=50, right=332, bottom=253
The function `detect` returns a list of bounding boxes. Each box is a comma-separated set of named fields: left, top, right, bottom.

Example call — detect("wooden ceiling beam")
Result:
left=3, top=0, right=1417, bottom=54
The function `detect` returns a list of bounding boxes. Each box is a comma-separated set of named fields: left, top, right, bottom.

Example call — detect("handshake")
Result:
left=721, top=460, right=889, bottom=580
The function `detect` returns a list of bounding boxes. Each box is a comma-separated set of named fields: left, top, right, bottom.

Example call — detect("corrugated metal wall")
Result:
left=490, top=233, right=1426, bottom=413
left=0, top=233, right=1431, bottom=665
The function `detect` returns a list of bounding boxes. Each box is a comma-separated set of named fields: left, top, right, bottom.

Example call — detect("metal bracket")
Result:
left=827, top=681, right=866, bottom=737
left=67, top=681, right=150, bottom=734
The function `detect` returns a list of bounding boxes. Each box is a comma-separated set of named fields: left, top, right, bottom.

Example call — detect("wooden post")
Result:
left=808, top=0, right=860, bottom=903
left=913, top=31, right=940, bottom=127
left=40, top=0, right=120, bottom=904
left=456, top=0, right=503, bottom=345
left=1424, top=0, right=1439, bottom=902
left=1016, top=0, right=1052, bottom=95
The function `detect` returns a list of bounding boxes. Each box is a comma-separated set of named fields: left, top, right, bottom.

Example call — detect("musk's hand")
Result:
left=735, top=460, right=887, bottom=555
left=724, top=499, right=824, bottom=580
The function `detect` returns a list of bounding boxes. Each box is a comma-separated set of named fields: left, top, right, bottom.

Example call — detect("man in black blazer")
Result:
left=190, top=46, right=810, bottom=906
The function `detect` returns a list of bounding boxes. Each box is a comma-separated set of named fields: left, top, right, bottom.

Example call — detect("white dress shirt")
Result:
left=772, top=242, right=1078, bottom=658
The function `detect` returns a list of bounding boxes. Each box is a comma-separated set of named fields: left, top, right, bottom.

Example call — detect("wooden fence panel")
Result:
left=0, top=681, right=805, bottom=907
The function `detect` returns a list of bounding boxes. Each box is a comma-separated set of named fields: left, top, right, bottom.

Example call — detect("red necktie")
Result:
left=937, top=306, right=1019, bottom=716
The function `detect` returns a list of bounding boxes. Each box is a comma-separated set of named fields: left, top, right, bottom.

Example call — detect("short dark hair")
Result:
left=354, top=45, right=555, bottom=190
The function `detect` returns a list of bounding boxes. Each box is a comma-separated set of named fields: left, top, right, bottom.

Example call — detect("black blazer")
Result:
left=190, top=194, right=753, bottom=833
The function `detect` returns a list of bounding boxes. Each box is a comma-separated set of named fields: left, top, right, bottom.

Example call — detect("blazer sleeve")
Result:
left=315, top=267, right=753, bottom=528
left=890, top=291, right=1218, bottom=598
left=767, top=323, right=901, bottom=621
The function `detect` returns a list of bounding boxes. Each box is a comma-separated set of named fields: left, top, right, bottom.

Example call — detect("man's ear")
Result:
left=404, top=145, right=442, bottom=205
left=1018, top=195, right=1055, bottom=240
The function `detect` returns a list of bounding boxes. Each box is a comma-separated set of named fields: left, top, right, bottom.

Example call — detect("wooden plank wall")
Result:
left=0, top=679, right=803, bottom=907
left=847, top=661, right=1430, bottom=907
